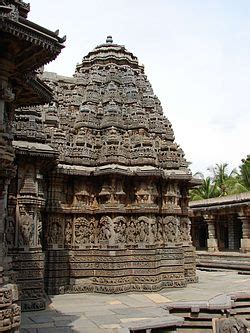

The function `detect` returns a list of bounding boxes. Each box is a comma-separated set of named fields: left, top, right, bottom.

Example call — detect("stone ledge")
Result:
left=124, top=315, right=184, bottom=331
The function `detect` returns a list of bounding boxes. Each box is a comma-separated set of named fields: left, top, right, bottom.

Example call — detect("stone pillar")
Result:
left=204, top=214, right=218, bottom=252
left=239, top=212, right=250, bottom=253
left=228, top=217, right=235, bottom=250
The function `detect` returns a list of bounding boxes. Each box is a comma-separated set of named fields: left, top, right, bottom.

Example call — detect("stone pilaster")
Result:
left=239, top=212, right=250, bottom=253
left=0, top=58, right=21, bottom=331
left=204, top=214, right=218, bottom=252
left=9, top=161, right=46, bottom=311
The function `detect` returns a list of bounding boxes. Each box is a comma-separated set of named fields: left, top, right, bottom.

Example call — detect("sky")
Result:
left=29, top=0, right=250, bottom=175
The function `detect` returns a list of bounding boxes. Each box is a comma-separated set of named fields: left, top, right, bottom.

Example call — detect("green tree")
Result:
left=190, top=158, right=250, bottom=201
left=190, top=176, right=221, bottom=200
left=210, top=163, right=238, bottom=196
left=239, top=156, right=250, bottom=190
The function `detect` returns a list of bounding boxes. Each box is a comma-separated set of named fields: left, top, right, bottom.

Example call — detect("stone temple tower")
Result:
left=10, top=37, right=197, bottom=307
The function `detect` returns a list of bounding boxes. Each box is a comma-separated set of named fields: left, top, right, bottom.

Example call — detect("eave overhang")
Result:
left=55, top=163, right=194, bottom=182
left=0, top=4, right=65, bottom=73
left=13, top=74, right=54, bottom=107
left=13, top=140, right=58, bottom=159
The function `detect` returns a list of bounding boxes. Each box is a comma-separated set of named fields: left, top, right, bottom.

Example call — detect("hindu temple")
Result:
left=6, top=36, right=199, bottom=311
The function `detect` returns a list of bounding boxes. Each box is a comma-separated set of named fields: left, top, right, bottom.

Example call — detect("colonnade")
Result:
left=190, top=195, right=250, bottom=253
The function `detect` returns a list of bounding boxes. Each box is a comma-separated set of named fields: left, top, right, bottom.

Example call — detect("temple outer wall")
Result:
left=0, top=57, right=21, bottom=332
left=42, top=172, right=197, bottom=295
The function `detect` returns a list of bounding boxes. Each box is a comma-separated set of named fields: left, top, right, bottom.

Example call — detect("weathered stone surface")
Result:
left=0, top=0, right=64, bottom=327
left=9, top=36, right=197, bottom=307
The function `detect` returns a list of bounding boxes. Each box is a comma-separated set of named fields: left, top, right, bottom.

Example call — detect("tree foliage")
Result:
left=239, top=156, right=250, bottom=190
left=190, top=177, right=220, bottom=200
left=190, top=157, right=250, bottom=201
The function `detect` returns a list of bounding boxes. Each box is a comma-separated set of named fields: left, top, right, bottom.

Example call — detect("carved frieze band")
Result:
left=45, top=214, right=191, bottom=247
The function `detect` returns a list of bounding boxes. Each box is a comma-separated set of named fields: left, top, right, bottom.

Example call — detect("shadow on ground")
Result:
left=20, top=296, right=81, bottom=333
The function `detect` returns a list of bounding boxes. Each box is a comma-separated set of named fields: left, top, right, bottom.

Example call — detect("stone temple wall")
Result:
left=43, top=173, right=196, bottom=295
left=9, top=37, right=197, bottom=310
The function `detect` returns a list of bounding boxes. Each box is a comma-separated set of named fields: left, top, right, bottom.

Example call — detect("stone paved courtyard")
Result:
left=20, top=270, right=250, bottom=333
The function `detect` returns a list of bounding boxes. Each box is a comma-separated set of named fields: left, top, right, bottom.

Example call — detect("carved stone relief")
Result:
left=18, top=205, right=34, bottom=247
left=64, top=217, right=73, bottom=246
left=9, top=37, right=196, bottom=298
left=213, top=317, right=248, bottom=333
left=180, top=217, right=192, bottom=242
left=163, top=216, right=180, bottom=243
left=47, top=217, right=64, bottom=246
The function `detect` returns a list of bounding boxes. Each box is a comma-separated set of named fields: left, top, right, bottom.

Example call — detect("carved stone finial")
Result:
left=106, top=35, right=113, bottom=43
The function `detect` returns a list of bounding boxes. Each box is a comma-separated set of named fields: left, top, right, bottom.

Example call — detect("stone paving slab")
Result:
left=144, top=293, right=172, bottom=303
left=20, top=270, right=250, bottom=333
left=90, top=315, right=121, bottom=326
left=38, top=328, right=72, bottom=333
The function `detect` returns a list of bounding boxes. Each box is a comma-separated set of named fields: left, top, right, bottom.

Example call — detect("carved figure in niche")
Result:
left=136, top=217, right=149, bottom=243
left=126, top=220, right=137, bottom=243
left=99, top=216, right=114, bottom=243
left=18, top=205, right=34, bottom=247
left=113, top=216, right=127, bottom=243
left=179, top=217, right=191, bottom=242
left=47, top=217, right=63, bottom=245
left=65, top=218, right=73, bottom=245
left=5, top=217, right=15, bottom=247
left=151, top=217, right=163, bottom=243
left=75, top=217, right=89, bottom=245
left=74, top=217, right=96, bottom=245
left=75, top=223, right=84, bottom=244
left=163, top=216, right=180, bottom=243
left=50, top=223, right=60, bottom=244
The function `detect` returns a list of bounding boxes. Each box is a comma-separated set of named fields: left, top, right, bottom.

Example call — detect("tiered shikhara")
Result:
left=9, top=36, right=197, bottom=310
